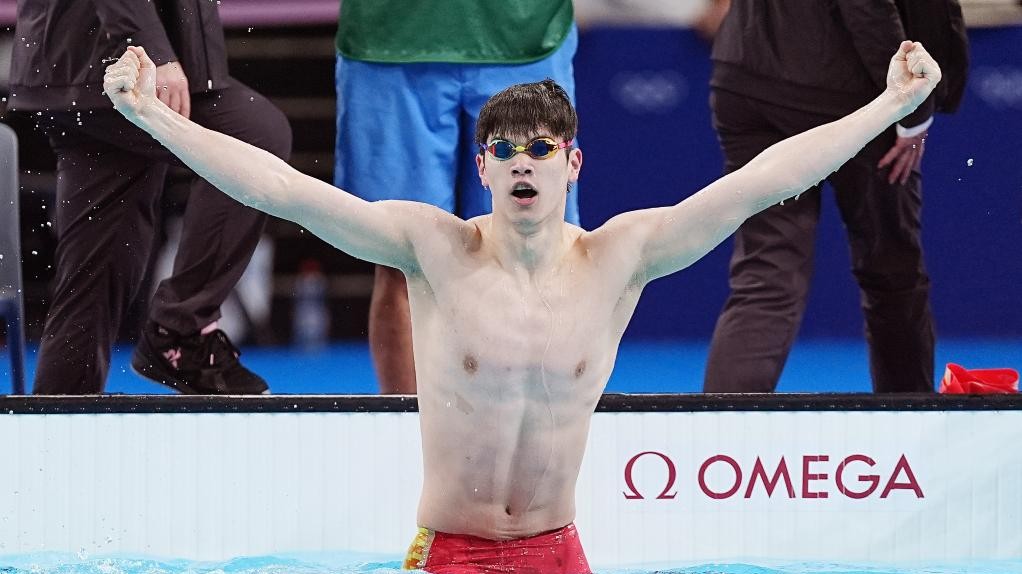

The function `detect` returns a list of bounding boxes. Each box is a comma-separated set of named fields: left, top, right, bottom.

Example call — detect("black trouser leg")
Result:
left=149, top=80, right=292, bottom=333
left=703, top=89, right=823, bottom=392
left=33, top=134, right=166, bottom=394
left=704, top=192, right=822, bottom=393
left=831, top=136, right=935, bottom=392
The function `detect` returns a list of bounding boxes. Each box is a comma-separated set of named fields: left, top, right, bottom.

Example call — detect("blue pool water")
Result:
left=2, top=554, right=1021, bottom=574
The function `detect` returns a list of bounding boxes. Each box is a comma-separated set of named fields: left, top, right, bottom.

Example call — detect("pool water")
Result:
left=1, top=554, right=1020, bottom=574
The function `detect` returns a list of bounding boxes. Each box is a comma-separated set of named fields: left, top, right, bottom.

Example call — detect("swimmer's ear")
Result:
left=568, top=147, right=582, bottom=184
left=476, top=152, right=490, bottom=190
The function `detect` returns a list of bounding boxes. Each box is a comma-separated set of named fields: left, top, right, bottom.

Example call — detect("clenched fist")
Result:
left=886, top=41, right=942, bottom=111
left=103, top=46, right=159, bottom=122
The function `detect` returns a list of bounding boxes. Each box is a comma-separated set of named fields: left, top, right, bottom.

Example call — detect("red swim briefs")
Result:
left=402, top=522, right=592, bottom=573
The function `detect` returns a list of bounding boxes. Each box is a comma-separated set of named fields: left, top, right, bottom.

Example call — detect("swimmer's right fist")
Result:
left=103, top=46, right=158, bottom=121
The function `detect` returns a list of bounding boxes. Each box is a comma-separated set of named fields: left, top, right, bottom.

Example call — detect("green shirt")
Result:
left=336, top=0, right=574, bottom=64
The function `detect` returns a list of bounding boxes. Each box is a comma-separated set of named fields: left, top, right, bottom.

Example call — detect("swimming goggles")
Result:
left=480, top=137, right=574, bottom=161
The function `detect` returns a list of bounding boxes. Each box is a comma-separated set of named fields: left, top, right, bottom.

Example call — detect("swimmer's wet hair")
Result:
left=475, top=79, right=577, bottom=150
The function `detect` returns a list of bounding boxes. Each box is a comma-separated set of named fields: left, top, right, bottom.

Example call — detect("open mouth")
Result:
left=511, top=184, right=538, bottom=200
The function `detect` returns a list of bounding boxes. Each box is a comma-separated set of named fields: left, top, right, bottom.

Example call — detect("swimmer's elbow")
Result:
left=270, top=168, right=294, bottom=198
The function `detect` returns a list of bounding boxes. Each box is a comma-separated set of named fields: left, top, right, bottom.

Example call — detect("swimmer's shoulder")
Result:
left=397, top=206, right=480, bottom=271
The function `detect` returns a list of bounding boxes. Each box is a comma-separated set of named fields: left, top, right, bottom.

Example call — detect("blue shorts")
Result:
left=334, top=25, right=580, bottom=224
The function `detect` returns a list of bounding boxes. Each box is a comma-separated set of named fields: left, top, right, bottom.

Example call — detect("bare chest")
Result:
left=412, top=266, right=617, bottom=388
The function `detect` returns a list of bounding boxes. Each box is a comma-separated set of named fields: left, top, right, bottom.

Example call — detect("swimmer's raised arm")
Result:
left=597, top=41, right=941, bottom=284
left=103, top=46, right=453, bottom=272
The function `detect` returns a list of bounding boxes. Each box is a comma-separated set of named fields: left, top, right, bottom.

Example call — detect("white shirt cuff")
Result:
left=897, top=116, right=934, bottom=138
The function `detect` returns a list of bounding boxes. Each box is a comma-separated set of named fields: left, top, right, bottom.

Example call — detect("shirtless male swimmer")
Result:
left=103, top=42, right=941, bottom=574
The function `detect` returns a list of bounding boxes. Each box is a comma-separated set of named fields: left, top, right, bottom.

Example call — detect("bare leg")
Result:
left=369, top=265, right=417, bottom=394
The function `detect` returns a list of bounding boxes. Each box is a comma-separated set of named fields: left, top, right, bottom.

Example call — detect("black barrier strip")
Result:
left=0, top=393, right=1020, bottom=414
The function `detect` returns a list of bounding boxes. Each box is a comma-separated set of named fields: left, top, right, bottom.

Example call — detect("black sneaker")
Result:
left=131, top=322, right=269, bottom=395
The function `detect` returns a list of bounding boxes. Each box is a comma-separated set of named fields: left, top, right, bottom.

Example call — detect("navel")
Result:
left=463, top=354, right=479, bottom=374
left=574, top=360, right=587, bottom=378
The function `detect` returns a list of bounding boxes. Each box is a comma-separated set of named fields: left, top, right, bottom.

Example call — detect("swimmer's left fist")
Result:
left=103, top=46, right=158, bottom=122
left=885, top=41, right=942, bottom=111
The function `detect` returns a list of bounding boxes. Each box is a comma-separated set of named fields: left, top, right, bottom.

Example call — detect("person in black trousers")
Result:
left=8, top=0, right=292, bottom=394
left=703, top=0, right=968, bottom=393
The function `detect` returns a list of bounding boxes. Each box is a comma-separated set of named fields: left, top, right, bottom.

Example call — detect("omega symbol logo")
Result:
left=622, top=451, right=678, bottom=500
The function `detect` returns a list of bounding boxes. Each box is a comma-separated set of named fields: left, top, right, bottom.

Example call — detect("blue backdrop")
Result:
left=573, top=26, right=1022, bottom=340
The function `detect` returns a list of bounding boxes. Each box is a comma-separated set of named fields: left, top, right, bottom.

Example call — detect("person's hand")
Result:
left=103, top=46, right=159, bottom=121
left=155, top=60, right=191, bottom=119
left=694, top=0, right=730, bottom=41
left=886, top=41, right=942, bottom=111
left=878, top=132, right=927, bottom=185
